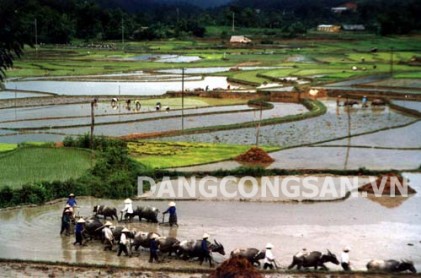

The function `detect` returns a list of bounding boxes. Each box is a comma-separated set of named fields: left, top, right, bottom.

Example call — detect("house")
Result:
left=331, top=2, right=358, bottom=13
left=342, top=24, right=365, bottom=31
left=317, top=25, right=341, bottom=33
left=230, top=36, right=252, bottom=44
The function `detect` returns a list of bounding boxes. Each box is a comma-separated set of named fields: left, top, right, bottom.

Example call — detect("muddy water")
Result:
left=0, top=105, right=254, bottom=129
left=5, top=76, right=236, bottom=96
left=175, top=147, right=421, bottom=172
left=319, top=120, right=421, bottom=148
left=0, top=91, right=52, bottom=99
left=0, top=173, right=420, bottom=271
left=50, top=103, right=305, bottom=136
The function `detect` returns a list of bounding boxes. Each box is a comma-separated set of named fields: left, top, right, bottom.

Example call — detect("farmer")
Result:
left=66, top=193, right=77, bottom=218
left=149, top=234, right=160, bottom=263
left=263, top=243, right=276, bottom=270
left=163, top=201, right=178, bottom=227
left=341, top=246, right=351, bottom=271
left=102, top=221, right=114, bottom=251
left=362, top=96, right=368, bottom=107
left=73, top=218, right=85, bottom=246
left=117, top=227, right=131, bottom=257
left=201, top=233, right=210, bottom=256
left=60, top=208, right=72, bottom=236
left=121, top=198, right=134, bottom=222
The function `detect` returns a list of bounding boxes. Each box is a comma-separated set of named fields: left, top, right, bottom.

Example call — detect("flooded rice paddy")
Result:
left=0, top=102, right=305, bottom=140
left=175, top=147, right=421, bottom=172
left=51, top=103, right=305, bottom=136
left=4, top=76, right=236, bottom=96
left=162, top=99, right=416, bottom=147
left=0, top=91, right=52, bottom=99
left=0, top=173, right=420, bottom=271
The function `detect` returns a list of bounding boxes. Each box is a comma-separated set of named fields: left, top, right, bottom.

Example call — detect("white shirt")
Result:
left=264, top=249, right=275, bottom=265
left=103, top=227, right=113, bottom=241
left=341, top=252, right=350, bottom=264
left=120, top=233, right=127, bottom=245
left=122, top=203, right=133, bottom=214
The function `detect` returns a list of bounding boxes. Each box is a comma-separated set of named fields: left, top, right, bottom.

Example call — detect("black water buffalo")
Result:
left=230, top=248, right=265, bottom=266
left=111, top=226, right=135, bottom=242
left=176, top=239, right=225, bottom=267
left=288, top=250, right=339, bottom=270
left=132, top=231, right=161, bottom=251
left=93, top=205, right=118, bottom=220
left=157, top=236, right=180, bottom=256
left=82, top=217, right=103, bottom=240
left=371, top=99, right=386, bottom=106
left=131, top=206, right=159, bottom=223
left=367, top=259, right=417, bottom=273
left=343, top=100, right=359, bottom=106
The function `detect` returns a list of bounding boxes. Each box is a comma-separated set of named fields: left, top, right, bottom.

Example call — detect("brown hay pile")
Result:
left=208, top=257, right=263, bottom=278
left=235, top=147, right=274, bottom=164
left=358, top=173, right=417, bottom=196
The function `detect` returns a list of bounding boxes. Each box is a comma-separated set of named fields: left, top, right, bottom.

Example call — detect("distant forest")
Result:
left=1, top=0, right=420, bottom=44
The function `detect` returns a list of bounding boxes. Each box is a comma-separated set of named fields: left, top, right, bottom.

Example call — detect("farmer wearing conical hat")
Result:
left=60, top=208, right=72, bottom=236
left=263, top=243, right=276, bottom=270
left=163, top=201, right=178, bottom=227
left=73, top=218, right=85, bottom=246
left=117, top=227, right=131, bottom=257
left=121, top=198, right=134, bottom=222
left=102, top=221, right=114, bottom=251
left=66, top=193, right=77, bottom=218
left=149, top=234, right=160, bottom=263
left=341, top=246, right=351, bottom=271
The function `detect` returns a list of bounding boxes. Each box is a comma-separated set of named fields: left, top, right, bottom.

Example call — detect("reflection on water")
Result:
left=0, top=91, right=52, bottom=99
left=5, top=76, right=233, bottom=96
left=0, top=174, right=420, bottom=270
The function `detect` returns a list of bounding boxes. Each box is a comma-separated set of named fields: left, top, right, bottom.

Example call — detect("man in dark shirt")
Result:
left=163, top=201, right=178, bottom=227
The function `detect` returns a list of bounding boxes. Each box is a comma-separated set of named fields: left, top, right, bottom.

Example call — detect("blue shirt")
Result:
left=201, top=239, right=209, bottom=252
left=163, top=206, right=176, bottom=216
left=150, top=239, right=158, bottom=252
left=67, top=198, right=77, bottom=207
left=75, top=223, right=84, bottom=233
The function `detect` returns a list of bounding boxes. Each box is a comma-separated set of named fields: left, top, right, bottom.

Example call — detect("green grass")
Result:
left=0, top=143, right=18, bottom=153
left=0, top=147, right=93, bottom=188
left=5, top=35, right=421, bottom=86
left=128, top=141, right=278, bottom=169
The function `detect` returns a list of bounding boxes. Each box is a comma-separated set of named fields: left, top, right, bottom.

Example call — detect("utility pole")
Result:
left=90, top=100, right=95, bottom=150
left=255, top=103, right=263, bottom=147
left=390, top=47, right=394, bottom=76
left=232, top=12, right=235, bottom=32
left=34, top=18, right=38, bottom=57
left=181, top=68, right=185, bottom=131
left=121, top=18, right=125, bottom=51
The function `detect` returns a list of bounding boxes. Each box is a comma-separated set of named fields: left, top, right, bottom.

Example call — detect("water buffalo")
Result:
left=132, top=231, right=161, bottom=251
left=112, top=226, right=135, bottom=242
left=131, top=206, right=160, bottom=223
left=93, top=205, right=118, bottom=220
left=176, top=239, right=225, bottom=267
left=82, top=217, right=104, bottom=240
left=367, top=259, right=417, bottom=273
left=230, top=248, right=265, bottom=266
left=157, top=236, right=180, bottom=256
left=371, top=99, right=386, bottom=106
left=288, top=250, right=339, bottom=270
left=343, top=100, right=359, bottom=106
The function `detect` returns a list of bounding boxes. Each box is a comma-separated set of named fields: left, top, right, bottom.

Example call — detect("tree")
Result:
left=0, top=0, right=34, bottom=82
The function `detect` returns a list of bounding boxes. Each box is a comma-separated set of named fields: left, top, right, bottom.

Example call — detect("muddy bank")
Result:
left=2, top=260, right=416, bottom=278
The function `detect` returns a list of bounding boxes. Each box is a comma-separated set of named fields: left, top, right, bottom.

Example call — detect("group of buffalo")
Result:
left=232, top=248, right=416, bottom=273
left=78, top=204, right=416, bottom=273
